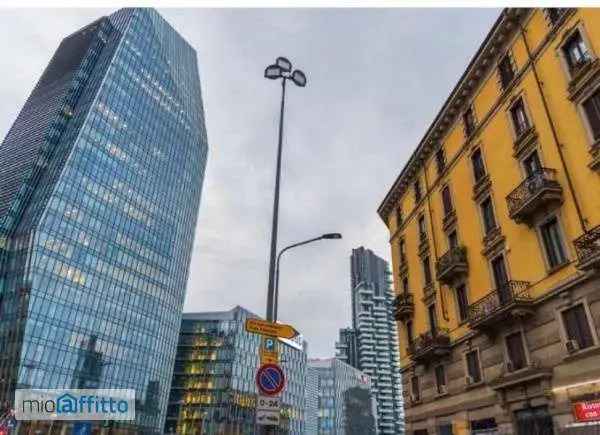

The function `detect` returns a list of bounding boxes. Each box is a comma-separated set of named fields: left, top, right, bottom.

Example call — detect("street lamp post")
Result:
left=274, top=233, right=342, bottom=322
left=264, top=57, right=307, bottom=323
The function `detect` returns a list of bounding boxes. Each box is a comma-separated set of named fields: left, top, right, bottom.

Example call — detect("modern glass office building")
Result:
left=334, top=327, right=358, bottom=369
left=164, top=306, right=307, bottom=435
left=308, top=358, right=376, bottom=435
left=349, top=248, right=404, bottom=435
left=0, top=8, right=207, bottom=432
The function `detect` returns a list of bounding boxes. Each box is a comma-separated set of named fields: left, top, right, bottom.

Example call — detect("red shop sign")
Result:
left=573, top=400, right=600, bottom=422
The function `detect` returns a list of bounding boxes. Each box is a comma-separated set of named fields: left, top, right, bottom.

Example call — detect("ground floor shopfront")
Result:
left=402, top=273, right=600, bottom=434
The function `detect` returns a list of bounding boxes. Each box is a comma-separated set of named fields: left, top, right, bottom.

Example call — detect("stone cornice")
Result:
left=378, top=8, right=533, bottom=223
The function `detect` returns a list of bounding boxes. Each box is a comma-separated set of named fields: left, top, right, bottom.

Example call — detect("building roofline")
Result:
left=377, top=8, right=523, bottom=222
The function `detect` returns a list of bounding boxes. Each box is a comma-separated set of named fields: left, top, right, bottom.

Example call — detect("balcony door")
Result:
left=491, top=255, right=510, bottom=304
left=523, top=151, right=542, bottom=178
left=428, top=304, right=438, bottom=334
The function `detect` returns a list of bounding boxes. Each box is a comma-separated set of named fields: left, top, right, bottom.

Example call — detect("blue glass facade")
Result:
left=308, top=358, right=376, bottom=435
left=0, top=8, right=207, bottom=433
left=165, top=307, right=307, bottom=434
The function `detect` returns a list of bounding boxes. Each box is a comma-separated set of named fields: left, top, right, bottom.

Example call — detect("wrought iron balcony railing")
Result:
left=506, top=168, right=563, bottom=224
left=436, top=246, right=468, bottom=285
left=409, top=328, right=450, bottom=364
left=574, top=224, right=600, bottom=270
left=468, top=281, right=533, bottom=330
left=394, top=293, right=414, bottom=321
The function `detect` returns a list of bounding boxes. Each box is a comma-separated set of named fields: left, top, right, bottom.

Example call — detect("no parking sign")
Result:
left=256, top=363, right=285, bottom=396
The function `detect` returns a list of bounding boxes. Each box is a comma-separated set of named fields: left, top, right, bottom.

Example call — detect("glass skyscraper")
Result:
left=0, top=8, right=207, bottom=433
left=308, top=358, right=376, bottom=435
left=164, top=306, right=307, bottom=435
left=349, top=247, right=404, bottom=435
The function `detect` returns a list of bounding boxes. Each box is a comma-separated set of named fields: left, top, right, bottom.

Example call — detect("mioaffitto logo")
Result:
left=15, top=389, right=135, bottom=421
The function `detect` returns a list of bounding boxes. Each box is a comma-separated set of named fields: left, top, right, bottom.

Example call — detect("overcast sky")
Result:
left=0, top=7, right=499, bottom=357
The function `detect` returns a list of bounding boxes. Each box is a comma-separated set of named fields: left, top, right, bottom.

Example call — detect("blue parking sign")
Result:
left=264, top=337, right=276, bottom=351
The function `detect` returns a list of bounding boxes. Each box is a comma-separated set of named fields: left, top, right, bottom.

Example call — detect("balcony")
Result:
left=394, top=293, right=414, bottom=321
left=468, top=281, right=533, bottom=331
left=506, top=168, right=563, bottom=225
left=408, top=328, right=451, bottom=364
left=436, top=246, right=468, bottom=285
left=574, top=224, right=600, bottom=270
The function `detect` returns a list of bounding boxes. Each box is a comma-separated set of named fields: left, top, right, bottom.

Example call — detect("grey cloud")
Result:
left=0, top=7, right=499, bottom=357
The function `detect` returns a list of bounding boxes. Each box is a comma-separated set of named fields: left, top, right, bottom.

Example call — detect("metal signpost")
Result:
left=245, top=319, right=295, bottom=433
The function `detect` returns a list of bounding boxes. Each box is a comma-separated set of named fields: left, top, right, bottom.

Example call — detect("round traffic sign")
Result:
left=256, top=363, right=285, bottom=396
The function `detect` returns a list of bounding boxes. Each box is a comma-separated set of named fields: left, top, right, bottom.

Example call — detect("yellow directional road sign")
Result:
left=245, top=318, right=298, bottom=339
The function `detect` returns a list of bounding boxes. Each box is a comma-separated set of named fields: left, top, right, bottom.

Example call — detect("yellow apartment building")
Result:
left=377, top=8, right=600, bottom=435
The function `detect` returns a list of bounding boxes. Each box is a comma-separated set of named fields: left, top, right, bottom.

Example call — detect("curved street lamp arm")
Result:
left=276, top=236, right=324, bottom=267
left=273, top=236, right=324, bottom=322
